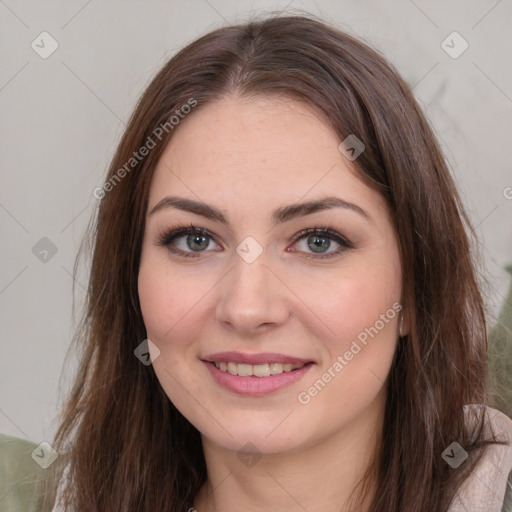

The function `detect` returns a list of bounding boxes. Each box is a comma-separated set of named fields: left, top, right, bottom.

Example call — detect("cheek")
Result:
left=137, top=255, right=212, bottom=345
left=137, top=259, right=207, bottom=402
left=138, top=267, right=176, bottom=340
left=293, top=265, right=400, bottom=354
left=291, top=257, right=401, bottom=412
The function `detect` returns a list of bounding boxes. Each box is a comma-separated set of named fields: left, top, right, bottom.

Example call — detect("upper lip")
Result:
left=203, top=352, right=313, bottom=365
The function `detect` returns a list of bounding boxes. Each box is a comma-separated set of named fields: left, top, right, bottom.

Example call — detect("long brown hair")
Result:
left=47, top=13, right=499, bottom=512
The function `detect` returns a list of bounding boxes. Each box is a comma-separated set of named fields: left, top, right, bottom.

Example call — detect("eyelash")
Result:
left=156, top=223, right=355, bottom=260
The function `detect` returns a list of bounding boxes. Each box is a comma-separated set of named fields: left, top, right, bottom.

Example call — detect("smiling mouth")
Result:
left=209, top=361, right=309, bottom=377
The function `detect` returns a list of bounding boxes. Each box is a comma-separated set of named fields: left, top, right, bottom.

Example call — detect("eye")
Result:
left=156, top=224, right=354, bottom=260
left=289, top=226, right=354, bottom=259
left=156, top=224, right=221, bottom=258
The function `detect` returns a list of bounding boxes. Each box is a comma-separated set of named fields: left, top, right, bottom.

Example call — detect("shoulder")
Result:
left=448, top=405, right=512, bottom=512
left=0, top=433, right=67, bottom=512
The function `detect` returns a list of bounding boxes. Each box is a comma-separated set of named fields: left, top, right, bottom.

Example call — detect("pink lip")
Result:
left=203, top=351, right=313, bottom=365
left=202, top=360, right=314, bottom=396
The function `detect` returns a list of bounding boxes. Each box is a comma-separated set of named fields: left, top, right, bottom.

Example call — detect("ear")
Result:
left=399, top=306, right=409, bottom=337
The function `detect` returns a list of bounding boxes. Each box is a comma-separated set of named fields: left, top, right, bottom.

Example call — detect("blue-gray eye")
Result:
left=307, top=234, right=331, bottom=253
left=185, top=233, right=210, bottom=251
left=158, top=224, right=353, bottom=259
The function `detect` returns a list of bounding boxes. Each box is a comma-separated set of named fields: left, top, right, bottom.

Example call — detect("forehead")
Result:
left=147, top=95, right=386, bottom=222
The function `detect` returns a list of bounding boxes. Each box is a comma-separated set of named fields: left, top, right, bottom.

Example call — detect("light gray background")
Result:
left=1, top=0, right=511, bottom=445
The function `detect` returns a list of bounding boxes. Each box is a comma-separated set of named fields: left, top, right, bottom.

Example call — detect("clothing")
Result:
left=447, top=406, right=512, bottom=512
left=0, top=433, right=67, bottom=512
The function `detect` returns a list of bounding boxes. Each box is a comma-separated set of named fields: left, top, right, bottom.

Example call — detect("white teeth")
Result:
left=237, top=364, right=252, bottom=377
left=213, top=361, right=306, bottom=377
left=269, top=363, right=282, bottom=375
left=253, top=363, right=271, bottom=377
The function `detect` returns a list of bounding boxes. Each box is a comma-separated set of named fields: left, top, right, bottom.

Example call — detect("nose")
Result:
left=215, top=252, right=291, bottom=336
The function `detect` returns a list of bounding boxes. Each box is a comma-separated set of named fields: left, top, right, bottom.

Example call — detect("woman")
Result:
left=45, top=14, right=512, bottom=512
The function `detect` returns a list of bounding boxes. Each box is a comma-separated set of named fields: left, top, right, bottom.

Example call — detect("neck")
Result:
left=193, top=396, right=383, bottom=512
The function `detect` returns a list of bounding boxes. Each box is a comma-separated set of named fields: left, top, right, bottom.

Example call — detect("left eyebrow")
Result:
left=271, top=196, right=372, bottom=224
left=148, top=195, right=372, bottom=225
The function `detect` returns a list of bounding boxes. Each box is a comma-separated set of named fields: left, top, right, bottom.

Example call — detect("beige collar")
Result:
left=448, top=406, right=512, bottom=512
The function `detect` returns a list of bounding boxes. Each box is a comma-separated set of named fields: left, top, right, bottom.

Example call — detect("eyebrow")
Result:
left=148, top=195, right=371, bottom=225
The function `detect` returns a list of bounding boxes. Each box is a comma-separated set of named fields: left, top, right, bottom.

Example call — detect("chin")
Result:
left=197, top=413, right=315, bottom=455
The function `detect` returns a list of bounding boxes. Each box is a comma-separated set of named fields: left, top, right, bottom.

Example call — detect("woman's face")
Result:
left=138, top=95, right=403, bottom=455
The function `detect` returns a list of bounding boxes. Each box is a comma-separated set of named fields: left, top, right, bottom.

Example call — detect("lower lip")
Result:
left=203, top=361, right=314, bottom=396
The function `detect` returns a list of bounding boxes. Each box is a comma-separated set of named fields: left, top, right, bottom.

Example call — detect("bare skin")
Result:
left=137, top=95, right=405, bottom=512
